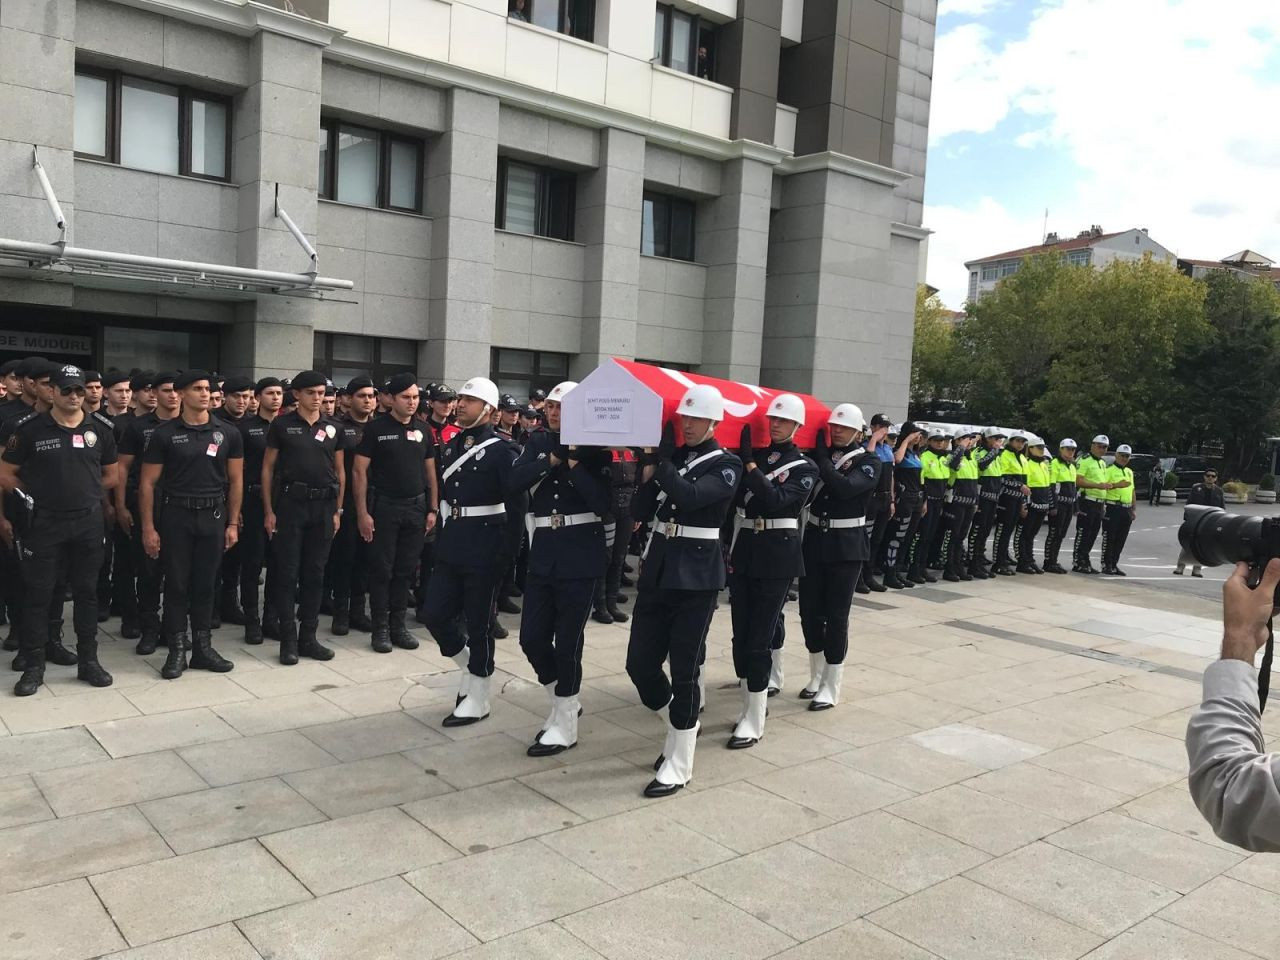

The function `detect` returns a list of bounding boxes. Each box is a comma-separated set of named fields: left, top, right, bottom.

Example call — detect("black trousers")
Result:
left=1044, top=501, right=1074, bottom=565
left=368, top=497, right=426, bottom=617
left=416, top=533, right=439, bottom=619
left=1017, top=506, right=1049, bottom=567
left=273, top=497, right=336, bottom=627
left=20, top=509, right=103, bottom=655
left=159, top=502, right=225, bottom=635
left=239, top=493, right=268, bottom=622
left=910, top=498, right=945, bottom=572
left=968, top=496, right=999, bottom=568
left=519, top=572, right=596, bottom=696
left=993, top=494, right=1022, bottom=566
left=0, top=540, right=20, bottom=630
left=97, top=512, right=113, bottom=614
left=329, top=499, right=367, bottom=605
left=129, top=501, right=164, bottom=635
left=1073, top=498, right=1105, bottom=568
left=109, top=522, right=137, bottom=626
left=1103, top=503, right=1134, bottom=569
left=867, top=492, right=893, bottom=573
left=887, top=499, right=922, bottom=572
left=799, top=559, right=862, bottom=665
left=728, top=570, right=790, bottom=692
left=626, top=586, right=716, bottom=730
left=944, top=501, right=977, bottom=575
left=423, top=557, right=499, bottom=677
left=220, top=540, right=240, bottom=602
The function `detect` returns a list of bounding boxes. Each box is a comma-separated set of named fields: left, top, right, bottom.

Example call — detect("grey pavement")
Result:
left=1, top=570, right=1278, bottom=960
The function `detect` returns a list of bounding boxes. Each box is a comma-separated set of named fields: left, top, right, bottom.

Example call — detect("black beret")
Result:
left=82, top=370, right=103, bottom=384
left=290, top=370, right=327, bottom=391
left=431, top=385, right=456, bottom=401
left=20, top=357, right=47, bottom=378
left=1, top=359, right=23, bottom=377
left=222, top=375, right=254, bottom=393
left=255, top=377, right=283, bottom=393
left=385, top=372, right=419, bottom=396
left=153, top=371, right=178, bottom=388
left=347, top=376, right=375, bottom=393
left=130, top=370, right=156, bottom=392
left=324, top=378, right=337, bottom=396
left=174, top=369, right=211, bottom=390
left=102, top=370, right=130, bottom=388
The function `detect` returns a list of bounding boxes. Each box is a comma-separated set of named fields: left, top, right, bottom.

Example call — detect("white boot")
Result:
left=768, top=649, right=784, bottom=696
left=646, top=720, right=698, bottom=797
left=800, top=652, right=825, bottom=699
left=452, top=648, right=471, bottom=706
left=529, top=694, right=578, bottom=756
left=536, top=681, right=557, bottom=737
left=445, top=674, right=490, bottom=726
left=728, top=687, right=767, bottom=749
left=810, top=663, right=843, bottom=712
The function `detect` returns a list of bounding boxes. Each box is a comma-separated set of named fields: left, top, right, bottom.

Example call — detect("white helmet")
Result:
left=678, top=383, right=724, bottom=421
left=1009, top=429, right=1027, bottom=441
left=1092, top=434, right=1110, bottom=447
left=1059, top=438, right=1078, bottom=449
left=929, top=424, right=950, bottom=440
left=767, top=393, right=806, bottom=425
left=1027, top=435, right=1046, bottom=448
left=546, top=380, right=577, bottom=403
left=983, top=426, right=1006, bottom=439
left=828, top=403, right=866, bottom=431
left=458, top=376, right=499, bottom=409
left=1115, top=443, right=1132, bottom=455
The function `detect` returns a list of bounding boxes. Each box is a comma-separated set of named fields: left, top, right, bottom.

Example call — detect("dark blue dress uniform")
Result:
left=626, top=438, right=742, bottom=730
left=236, top=410, right=273, bottom=642
left=421, top=422, right=521, bottom=684
left=511, top=429, right=611, bottom=700
left=799, top=442, right=880, bottom=669
left=729, top=441, right=816, bottom=694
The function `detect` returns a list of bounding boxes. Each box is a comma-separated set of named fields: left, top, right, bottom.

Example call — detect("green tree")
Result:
left=909, top=285, right=957, bottom=416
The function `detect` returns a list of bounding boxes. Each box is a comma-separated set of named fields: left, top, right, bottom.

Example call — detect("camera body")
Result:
left=1179, top=506, right=1280, bottom=604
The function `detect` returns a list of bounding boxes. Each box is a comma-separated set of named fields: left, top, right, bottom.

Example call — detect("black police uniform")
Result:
left=967, top=443, right=1002, bottom=578
left=89, top=407, right=118, bottom=624
left=421, top=421, right=521, bottom=689
left=908, top=446, right=952, bottom=583
left=1044, top=455, right=1078, bottom=572
left=799, top=441, right=880, bottom=668
left=0, top=392, right=40, bottom=650
left=993, top=448, right=1028, bottom=573
left=355, top=411, right=437, bottom=652
left=729, top=440, right=816, bottom=694
left=415, top=410, right=458, bottom=621
left=885, top=449, right=923, bottom=584
left=236, top=410, right=273, bottom=642
left=265, top=407, right=346, bottom=663
left=118, top=408, right=173, bottom=652
left=865, top=444, right=896, bottom=587
left=593, top=450, right=638, bottom=623
left=627, top=437, right=742, bottom=730
left=330, top=411, right=374, bottom=635
left=511, top=429, right=610, bottom=704
left=942, top=450, right=979, bottom=582
left=3, top=405, right=117, bottom=696
left=143, top=412, right=242, bottom=677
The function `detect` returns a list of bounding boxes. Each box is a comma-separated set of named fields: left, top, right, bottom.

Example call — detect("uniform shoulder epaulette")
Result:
left=92, top=411, right=114, bottom=429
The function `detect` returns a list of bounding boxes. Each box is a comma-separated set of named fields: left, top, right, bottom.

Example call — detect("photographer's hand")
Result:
left=1221, top=558, right=1280, bottom=664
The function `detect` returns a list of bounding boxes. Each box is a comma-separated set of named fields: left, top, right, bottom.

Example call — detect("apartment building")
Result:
left=0, top=0, right=935, bottom=412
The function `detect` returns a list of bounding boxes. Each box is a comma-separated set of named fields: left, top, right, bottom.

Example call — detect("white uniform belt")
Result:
left=733, top=509, right=799, bottom=532
left=655, top=522, right=720, bottom=541
left=806, top=515, right=867, bottom=529
left=444, top=502, right=505, bottom=521
left=533, top=512, right=598, bottom=529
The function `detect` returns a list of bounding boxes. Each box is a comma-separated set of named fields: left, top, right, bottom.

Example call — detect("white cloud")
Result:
left=938, top=0, right=1005, bottom=17
left=924, top=0, right=1280, bottom=308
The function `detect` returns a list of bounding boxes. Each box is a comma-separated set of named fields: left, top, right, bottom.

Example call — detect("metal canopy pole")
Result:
left=31, top=148, right=66, bottom=248
left=275, top=183, right=318, bottom=280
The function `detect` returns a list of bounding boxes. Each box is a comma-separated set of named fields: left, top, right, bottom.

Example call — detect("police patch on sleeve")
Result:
left=801, top=476, right=814, bottom=490
left=721, top=468, right=737, bottom=485
left=861, top=464, right=877, bottom=478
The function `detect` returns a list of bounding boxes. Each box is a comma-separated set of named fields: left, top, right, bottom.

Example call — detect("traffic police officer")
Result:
left=423, top=377, right=522, bottom=727
left=331, top=376, right=378, bottom=637
left=727, top=393, right=816, bottom=749
left=941, top=427, right=980, bottom=582
left=353, top=373, right=439, bottom=654
left=1043, top=439, right=1078, bottom=573
left=966, top=427, right=1005, bottom=579
left=910, top=426, right=953, bottom=583
left=139, top=371, right=242, bottom=679
left=1101, top=444, right=1136, bottom=576
left=992, top=430, right=1029, bottom=575
left=510, top=380, right=611, bottom=756
left=1, top=364, right=118, bottom=696
left=1015, top=436, right=1051, bottom=574
left=1072, top=435, right=1113, bottom=574
left=236, top=377, right=283, bottom=644
left=262, top=370, right=346, bottom=666
left=627, top=384, right=740, bottom=797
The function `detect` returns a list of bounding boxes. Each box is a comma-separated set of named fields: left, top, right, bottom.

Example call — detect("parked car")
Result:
left=1127, top=453, right=1159, bottom=498
left=1156, top=456, right=1209, bottom=498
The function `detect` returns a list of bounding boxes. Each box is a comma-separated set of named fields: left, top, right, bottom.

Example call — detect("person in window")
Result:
left=696, top=46, right=712, bottom=80
left=509, top=0, right=529, bottom=22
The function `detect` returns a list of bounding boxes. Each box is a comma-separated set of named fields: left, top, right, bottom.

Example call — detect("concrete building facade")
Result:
left=0, top=0, right=935, bottom=414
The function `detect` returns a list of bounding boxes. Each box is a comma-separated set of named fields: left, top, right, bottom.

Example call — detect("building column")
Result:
left=698, top=156, right=772, bottom=382
left=229, top=30, right=325, bottom=378
left=575, top=127, right=644, bottom=377
left=424, top=88, right=498, bottom=386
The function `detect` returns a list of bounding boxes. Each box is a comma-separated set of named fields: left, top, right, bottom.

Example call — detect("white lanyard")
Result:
left=652, top=449, right=724, bottom=512
left=744, top=458, right=808, bottom=504
left=812, top=449, right=860, bottom=499
left=442, top=436, right=501, bottom=483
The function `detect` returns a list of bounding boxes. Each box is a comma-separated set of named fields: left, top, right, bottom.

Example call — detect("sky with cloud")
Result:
left=924, top=0, right=1280, bottom=308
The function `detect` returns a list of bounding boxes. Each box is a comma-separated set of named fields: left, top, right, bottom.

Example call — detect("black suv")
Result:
left=1155, top=455, right=1209, bottom=498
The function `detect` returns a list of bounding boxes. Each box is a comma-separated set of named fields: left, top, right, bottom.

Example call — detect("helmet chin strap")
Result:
left=697, top=423, right=718, bottom=446
left=461, top=404, right=491, bottom=429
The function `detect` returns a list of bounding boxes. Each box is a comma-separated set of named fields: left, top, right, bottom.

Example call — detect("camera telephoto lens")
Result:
left=1179, top=505, right=1267, bottom=567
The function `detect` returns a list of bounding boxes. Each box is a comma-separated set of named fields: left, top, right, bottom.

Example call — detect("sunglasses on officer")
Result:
left=60, top=385, right=86, bottom=397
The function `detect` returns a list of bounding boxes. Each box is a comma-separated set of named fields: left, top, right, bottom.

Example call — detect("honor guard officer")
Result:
left=423, top=376, right=522, bottom=727
left=331, top=376, right=378, bottom=637
left=1043, top=439, right=1078, bottom=573
left=627, top=384, right=742, bottom=798
left=510, top=380, right=612, bottom=756
left=992, top=431, right=1029, bottom=575
left=353, top=373, right=440, bottom=654
left=1, top=364, right=119, bottom=696
left=941, top=427, right=980, bottom=582
left=1101, top=443, right=1136, bottom=576
left=236, top=378, right=283, bottom=644
left=797, top=404, right=881, bottom=710
left=1015, top=436, right=1052, bottom=574
left=726, top=394, right=817, bottom=749
left=139, top=371, right=242, bottom=679
left=262, top=370, right=347, bottom=666
left=1072, top=434, right=1113, bottom=574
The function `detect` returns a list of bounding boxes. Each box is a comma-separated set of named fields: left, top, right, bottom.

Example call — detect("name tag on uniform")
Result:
left=72, top=434, right=85, bottom=448
left=206, top=443, right=219, bottom=457
left=314, top=429, right=326, bottom=442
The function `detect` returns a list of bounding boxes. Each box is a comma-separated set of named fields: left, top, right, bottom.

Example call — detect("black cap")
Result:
left=255, top=376, right=283, bottom=394
left=1, top=359, right=23, bottom=377
left=431, top=385, right=456, bottom=402
left=324, top=378, right=337, bottom=397
left=901, top=421, right=922, bottom=438
left=174, top=369, right=211, bottom=390
left=530, top=388, right=547, bottom=401
left=102, top=370, right=130, bottom=388
left=290, top=370, right=328, bottom=391
left=153, top=371, right=178, bottom=388
left=20, top=357, right=47, bottom=379
left=869, top=413, right=891, bottom=429
left=347, top=375, right=375, bottom=394
left=130, top=370, right=155, bottom=392
left=499, top=393, right=520, bottom=412
left=385, top=372, right=419, bottom=396
left=49, top=363, right=87, bottom=390
left=520, top=405, right=540, bottom=419
left=222, top=375, right=254, bottom=394
left=82, top=370, right=102, bottom=384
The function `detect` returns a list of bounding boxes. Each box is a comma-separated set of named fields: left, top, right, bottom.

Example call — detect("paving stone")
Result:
left=888, top=783, right=1067, bottom=856
left=1158, top=875, right=1280, bottom=958
left=0, top=725, right=109, bottom=775
left=1029, top=743, right=1183, bottom=797
left=177, top=729, right=338, bottom=786
left=34, top=751, right=206, bottom=817
left=284, top=752, right=453, bottom=818
left=663, top=780, right=832, bottom=854
left=782, top=706, right=921, bottom=749
left=909, top=723, right=1046, bottom=769
left=1121, top=781, right=1237, bottom=849
left=91, top=840, right=310, bottom=947
left=559, top=878, right=795, bottom=960
left=262, top=806, right=458, bottom=895
left=446, top=923, right=606, bottom=959
left=0, top=688, right=141, bottom=734
left=797, top=810, right=989, bottom=894
left=139, top=777, right=326, bottom=853
left=239, top=876, right=476, bottom=959
left=964, top=761, right=1129, bottom=823
left=831, top=738, right=986, bottom=793
left=408, top=696, right=548, bottom=742
left=506, top=713, right=656, bottom=766
left=316, top=676, right=445, bottom=717
left=212, top=691, right=353, bottom=736
left=1078, top=916, right=1257, bottom=960
left=89, top=707, right=241, bottom=758
left=403, top=779, right=581, bottom=854
left=749, top=758, right=915, bottom=820
left=0, top=877, right=126, bottom=959
left=101, top=924, right=262, bottom=959
left=298, top=710, right=444, bottom=761
left=868, top=876, right=1103, bottom=960
left=122, top=675, right=255, bottom=715
left=0, top=775, right=54, bottom=829
left=229, top=661, right=352, bottom=698
left=518, top=757, right=654, bottom=820
left=767, top=919, right=940, bottom=959
left=1227, top=851, right=1280, bottom=896
left=404, top=731, right=552, bottom=789
left=0, top=806, right=171, bottom=895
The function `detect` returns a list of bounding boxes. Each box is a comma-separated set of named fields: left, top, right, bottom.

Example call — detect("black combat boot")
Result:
left=161, top=633, right=188, bottom=679
left=389, top=609, right=419, bottom=650
left=14, top=649, right=44, bottom=697
left=76, top=637, right=114, bottom=687
left=45, top=620, right=79, bottom=666
left=136, top=610, right=161, bottom=655
left=220, top=589, right=246, bottom=626
left=331, top=595, right=350, bottom=636
left=370, top=612, right=392, bottom=654
left=298, top=620, right=335, bottom=660
left=348, top=595, right=373, bottom=633
left=277, top=620, right=299, bottom=665
left=261, top=605, right=281, bottom=641
left=189, top=629, right=234, bottom=672
left=605, top=568, right=628, bottom=623
left=591, top=578, right=614, bottom=624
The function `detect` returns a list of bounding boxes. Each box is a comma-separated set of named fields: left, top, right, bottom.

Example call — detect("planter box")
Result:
left=1158, top=489, right=1178, bottom=504
left=1224, top=492, right=1248, bottom=504
left=1256, top=490, right=1277, bottom=504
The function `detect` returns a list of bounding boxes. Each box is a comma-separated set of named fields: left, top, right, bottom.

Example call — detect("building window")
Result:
left=641, top=191, right=696, bottom=261
left=73, top=67, right=231, bottom=181
left=980, top=265, right=998, bottom=281
left=314, top=333, right=419, bottom=387
left=654, top=3, right=716, bottom=79
left=1067, top=249, right=1092, bottom=267
left=967, top=271, right=978, bottom=302
left=509, top=0, right=595, bottom=41
left=318, top=119, right=424, bottom=213
left=999, top=260, right=1020, bottom=277
left=496, top=159, right=576, bottom=241
left=491, top=347, right=570, bottom=401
